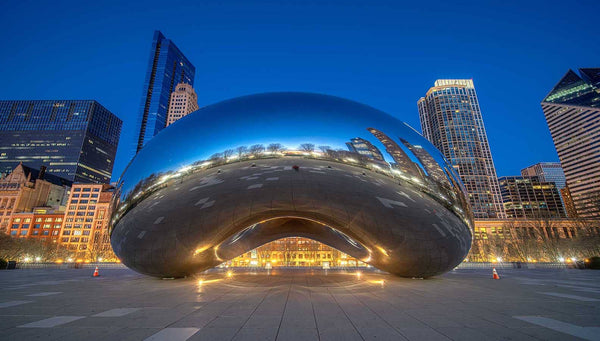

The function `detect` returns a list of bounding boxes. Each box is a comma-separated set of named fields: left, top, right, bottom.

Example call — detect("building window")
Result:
left=11, top=224, right=18, bottom=229
left=34, top=224, right=41, bottom=229
left=20, top=230, right=27, bottom=235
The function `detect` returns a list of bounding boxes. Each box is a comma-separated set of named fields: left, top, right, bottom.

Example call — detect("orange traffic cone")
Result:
left=492, top=267, right=500, bottom=280
left=92, top=266, right=100, bottom=277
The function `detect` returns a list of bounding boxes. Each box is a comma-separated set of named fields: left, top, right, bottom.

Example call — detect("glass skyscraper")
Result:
left=541, top=68, right=600, bottom=218
left=418, top=79, right=506, bottom=219
left=0, top=100, right=122, bottom=184
left=498, top=176, right=566, bottom=219
left=135, top=31, right=195, bottom=153
left=521, top=162, right=566, bottom=190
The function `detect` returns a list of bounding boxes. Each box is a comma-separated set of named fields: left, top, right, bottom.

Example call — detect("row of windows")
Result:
left=62, top=230, right=90, bottom=236
left=11, top=223, right=61, bottom=229
left=70, top=199, right=97, bottom=204
left=13, top=217, right=62, bottom=223
left=68, top=205, right=96, bottom=210
left=11, top=230, right=59, bottom=236
left=73, top=187, right=100, bottom=192
left=71, top=193, right=99, bottom=198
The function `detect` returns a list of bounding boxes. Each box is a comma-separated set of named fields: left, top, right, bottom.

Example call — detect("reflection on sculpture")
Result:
left=110, top=92, right=473, bottom=278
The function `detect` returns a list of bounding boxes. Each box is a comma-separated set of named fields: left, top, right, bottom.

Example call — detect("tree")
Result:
left=222, top=149, right=235, bottom=159
left=267, top=143, right=283, bottom=154
left=318, top=145, right=331, bottom=153
left=300, top=143, right=315, bottom=153
left=236, top=146, right=248, bottom=160
left=249, top=144, right=265, bottom=157
left=0, top=234, right=71, bottom=262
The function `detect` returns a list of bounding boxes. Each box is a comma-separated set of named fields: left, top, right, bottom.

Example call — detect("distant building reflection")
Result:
left=346, top=138, right=384, bottom=161
left=399, top=138, right=450, bottom=187
left=367, top=128, right=423, bottom=180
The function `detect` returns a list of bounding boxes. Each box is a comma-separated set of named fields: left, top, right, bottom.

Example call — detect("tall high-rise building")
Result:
left=521, top=162, right=566, bottom=190
left=418, top=79, right=505, bottom=219
left=541, top=68, right=600, bottom=218
left=498, top=176, right=566, bottom=219
left=135, top=31, right=195, bottom=152
left=61, top=183, right=114, bottom=258
left=0, top=100, right=122, bottom=183
left=165, top=83, right=199, bottom=127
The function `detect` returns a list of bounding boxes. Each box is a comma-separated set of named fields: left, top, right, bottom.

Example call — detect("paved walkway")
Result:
left=0, top=268, right=599, bottom=340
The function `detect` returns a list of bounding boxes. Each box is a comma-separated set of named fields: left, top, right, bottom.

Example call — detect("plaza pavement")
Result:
left=0, top=267, right=599, bottom=340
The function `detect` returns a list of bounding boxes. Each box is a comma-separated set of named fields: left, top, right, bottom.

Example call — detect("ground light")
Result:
left=226, top=271, right=233, bottom=278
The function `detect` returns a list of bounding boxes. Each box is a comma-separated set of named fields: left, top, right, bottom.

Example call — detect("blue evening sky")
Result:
left=1, top=0, right=598, bottom=181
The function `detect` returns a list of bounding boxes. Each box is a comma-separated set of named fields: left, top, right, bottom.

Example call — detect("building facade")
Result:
left=418, top=79, right=505, bottom=218
left=521, top=162, right=566, bottom=190
left=165, top=83, right=199, bottom=127
left=541, top=68, right=600, bottom=218
left=560, top=187, right=578, bottom=218
left=0, top=164, right=69, bottom=232
left=8, top=208, right=64, bottom=241
left=498, top=176, right=566, bottom=219
left=135, top=31, right=195, bottom=153
left=0, top=100, right=122, bottom=183
left=228, top=237, right=365, bottom=268
left=61, top=183, right=113, bottom=259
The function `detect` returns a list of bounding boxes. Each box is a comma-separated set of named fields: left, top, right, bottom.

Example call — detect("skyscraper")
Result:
left=418, top=79, right=505, bottom=219
left=0, top=100, right=122, bottom=183
left=521, top=162, right=566, bottom=190
left=498, top=176, right=566, bottom=219
left=541, top=68, right=600, bottom=218
left=135, top=31, right=195, bottom=152
left=165, top=83, right=199, bottom=127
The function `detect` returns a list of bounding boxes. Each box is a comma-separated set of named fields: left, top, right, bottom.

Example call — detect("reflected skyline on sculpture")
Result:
left=110, top=92, right=473, bottom=278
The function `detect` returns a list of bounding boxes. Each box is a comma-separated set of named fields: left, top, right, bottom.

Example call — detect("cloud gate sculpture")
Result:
left=110, top=92, right=473, bottom=278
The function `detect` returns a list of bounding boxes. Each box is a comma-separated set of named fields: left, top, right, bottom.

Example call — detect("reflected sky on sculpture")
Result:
left=110, top=92, right=473, bottom=278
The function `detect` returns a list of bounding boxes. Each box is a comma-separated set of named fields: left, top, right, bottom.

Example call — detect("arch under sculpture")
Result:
left=110, top=92, right=473, bottom=278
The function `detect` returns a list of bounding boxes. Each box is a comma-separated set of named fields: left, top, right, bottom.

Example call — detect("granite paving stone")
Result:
left=0, top=267, right=599, bottom=340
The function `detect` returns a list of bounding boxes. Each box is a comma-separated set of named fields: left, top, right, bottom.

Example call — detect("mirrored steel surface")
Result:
left=110, top=92, right=473, bottom=278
